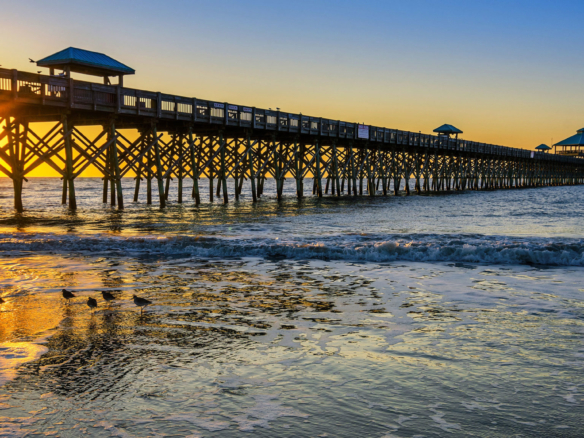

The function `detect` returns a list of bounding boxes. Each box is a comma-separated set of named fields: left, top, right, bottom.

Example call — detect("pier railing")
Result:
left=0, top=68, right=581, bottom=165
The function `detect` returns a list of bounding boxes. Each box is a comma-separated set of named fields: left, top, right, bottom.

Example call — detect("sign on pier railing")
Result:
left=358, top=124, right=369, bottom=139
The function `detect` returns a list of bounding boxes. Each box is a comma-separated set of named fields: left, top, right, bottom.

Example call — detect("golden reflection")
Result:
left=0, top=296, right=62, bottom=343
left=0, top=255, right=106, bottom=343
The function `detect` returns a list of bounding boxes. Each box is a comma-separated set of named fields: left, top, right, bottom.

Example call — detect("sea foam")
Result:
left=1, top=232, right=583, bottom=266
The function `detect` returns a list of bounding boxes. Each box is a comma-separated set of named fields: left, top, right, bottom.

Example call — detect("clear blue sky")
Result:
left=2, top=0, right=584, bottom=149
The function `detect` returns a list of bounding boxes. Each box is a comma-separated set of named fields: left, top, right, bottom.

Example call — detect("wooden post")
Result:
left=209, top=137, right=214, bottom=202
left=10, top=121, right=24, bottom=213
left=366, top=146, right=373, bottom=196
left=370, top=146, right=376, bottom=197
left=403, top=151, right=410, bottom=195
left=234, top=139, right=240, bottom=201
left=315, top=139, right=323, bottom=197
left=358, top=149, right=364, bottom=196
left=276, top=137, right=283, bottom=200
left=164, top=136, right=173, bottom=201
left=237, top=139, right=245, bottom=198
left=61, top=116, right=77, bottom=210
left=247, top=133, right=257, bottom=202
left=134, top=130, right=145, bottom=202
left=414, top=152, right=420, bottom=194
left=341, top=150, right=346, bottom=194
left=133, top=176, right=141, bottom=202
left=381, top=150, right=388, bottom=196
left=103, top=141, right=109, bottom=204
left=392, top=149, right=400, bottom=195
left=13, top=177, right=23, bottom=213
left=295, top=141, right=304, bottom=199
left=153, top=124, right=166, bottom=208
left=108, top=128, right=116, bottom=206
left=177, top=133, right=184, bottom=204
left=333, top=143, right=341, bottom=197
left=256, top=140, right=262, bottom=198
left=62, top=175, right=68, bottom=204
left=109, top=120, right=124, bottom=210
left=189, top=128, right=200, bottom=205
left=350, top=144, right=357, bottom=195
left=146, top=138, right=153, bottom=205
left=60, top=121, right=68, bottom=204
left=220, top=131, right=228, bottom=203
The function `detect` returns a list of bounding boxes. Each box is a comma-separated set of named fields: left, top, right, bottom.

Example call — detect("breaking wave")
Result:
left=1, top=232, right=583, bottom=266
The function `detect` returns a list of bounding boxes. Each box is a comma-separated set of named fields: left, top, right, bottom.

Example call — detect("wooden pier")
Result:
left=1, top=66, right=583, bottom=213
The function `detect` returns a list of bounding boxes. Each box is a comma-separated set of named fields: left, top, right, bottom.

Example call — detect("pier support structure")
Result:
left=2, top=116, right=583, bottom=212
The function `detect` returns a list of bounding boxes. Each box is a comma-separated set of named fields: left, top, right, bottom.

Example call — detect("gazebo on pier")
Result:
left=535, top=144, right=551, bottom=153
left=553, top=128, right=584, bottom=157
left=36, top=47, right=135, bottom=86
left=433, top=124, right=463, bottom=139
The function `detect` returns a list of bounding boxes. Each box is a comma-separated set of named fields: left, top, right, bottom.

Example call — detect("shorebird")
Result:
left=0, top=297, right=5, bottom=304
left=133, top=295, right=152, bottom=314
left=62, top=289, right=76, bottom=304
left=101, top=291, right=116, bottom=306
left=29, top=58, right=36, bottom=63
left=87, top=297, right=98, bottom=313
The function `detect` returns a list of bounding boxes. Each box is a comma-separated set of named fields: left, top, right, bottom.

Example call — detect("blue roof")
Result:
left=433, top=124, right=463, bottom=135
left=554, top=129, right=584, bottom=147
left=37, top=47, right=135, bottom=75
left=535, top=144, right=551, bottom=150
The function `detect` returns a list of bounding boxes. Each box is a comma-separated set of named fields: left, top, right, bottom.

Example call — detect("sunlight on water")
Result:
left=0, top=342, right=48, bottom=387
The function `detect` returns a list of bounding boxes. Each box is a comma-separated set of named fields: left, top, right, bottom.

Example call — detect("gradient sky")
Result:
left=2, top=0, right=584, bottom=176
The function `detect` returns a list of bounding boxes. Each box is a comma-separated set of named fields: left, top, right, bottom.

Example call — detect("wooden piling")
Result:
left=315, top=139, right=323, bottom=197
left=177, top=133, right=184, bottom=204
left=62, top=116, right=77, bottom=210
left=276, top=137, right=283, bottom=200
left=108, top=120, right=124, bottom=210
left=152, top=124, right=166, bottom=208
left=190, top=131, right=201, bottom=205
left=220, top=132, right=228, bottom=204
left=247, top=133, right=257, bottom=202
left=295, top=140, right=303, bottom=199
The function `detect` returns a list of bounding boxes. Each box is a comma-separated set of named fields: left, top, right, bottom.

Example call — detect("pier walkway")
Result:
left=1, top=66, right=583, bottom=212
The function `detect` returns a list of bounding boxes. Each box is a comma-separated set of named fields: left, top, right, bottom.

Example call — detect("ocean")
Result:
left=0, top=177, right=583, bottom=437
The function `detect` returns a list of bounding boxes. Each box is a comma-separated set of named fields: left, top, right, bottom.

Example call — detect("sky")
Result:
left=1, top=0, right=584, bottom=176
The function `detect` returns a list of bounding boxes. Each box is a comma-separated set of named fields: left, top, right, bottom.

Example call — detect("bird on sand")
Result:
left=62, top=289, right=76, bottom=304
left=87, top=297, right=98, bottom=313
left=133, top=295, right=152, bottom=314
left=0, top=297, right=5, bottom=304
left=101, top=291, right=116, bottom=306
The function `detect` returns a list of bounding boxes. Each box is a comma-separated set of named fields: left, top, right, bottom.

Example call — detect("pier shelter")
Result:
left=433, top=124, right=463, bottom=140
left=554, top=129, right=584, bottom=157
left=36, top=47, right=135, bottom=86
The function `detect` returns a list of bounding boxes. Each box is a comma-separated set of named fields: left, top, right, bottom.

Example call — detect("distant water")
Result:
left=0, top=178, right=583, bottom=437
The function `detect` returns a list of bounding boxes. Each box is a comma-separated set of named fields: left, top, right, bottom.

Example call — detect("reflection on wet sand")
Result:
left=0, top=256, right=583, bottom=436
